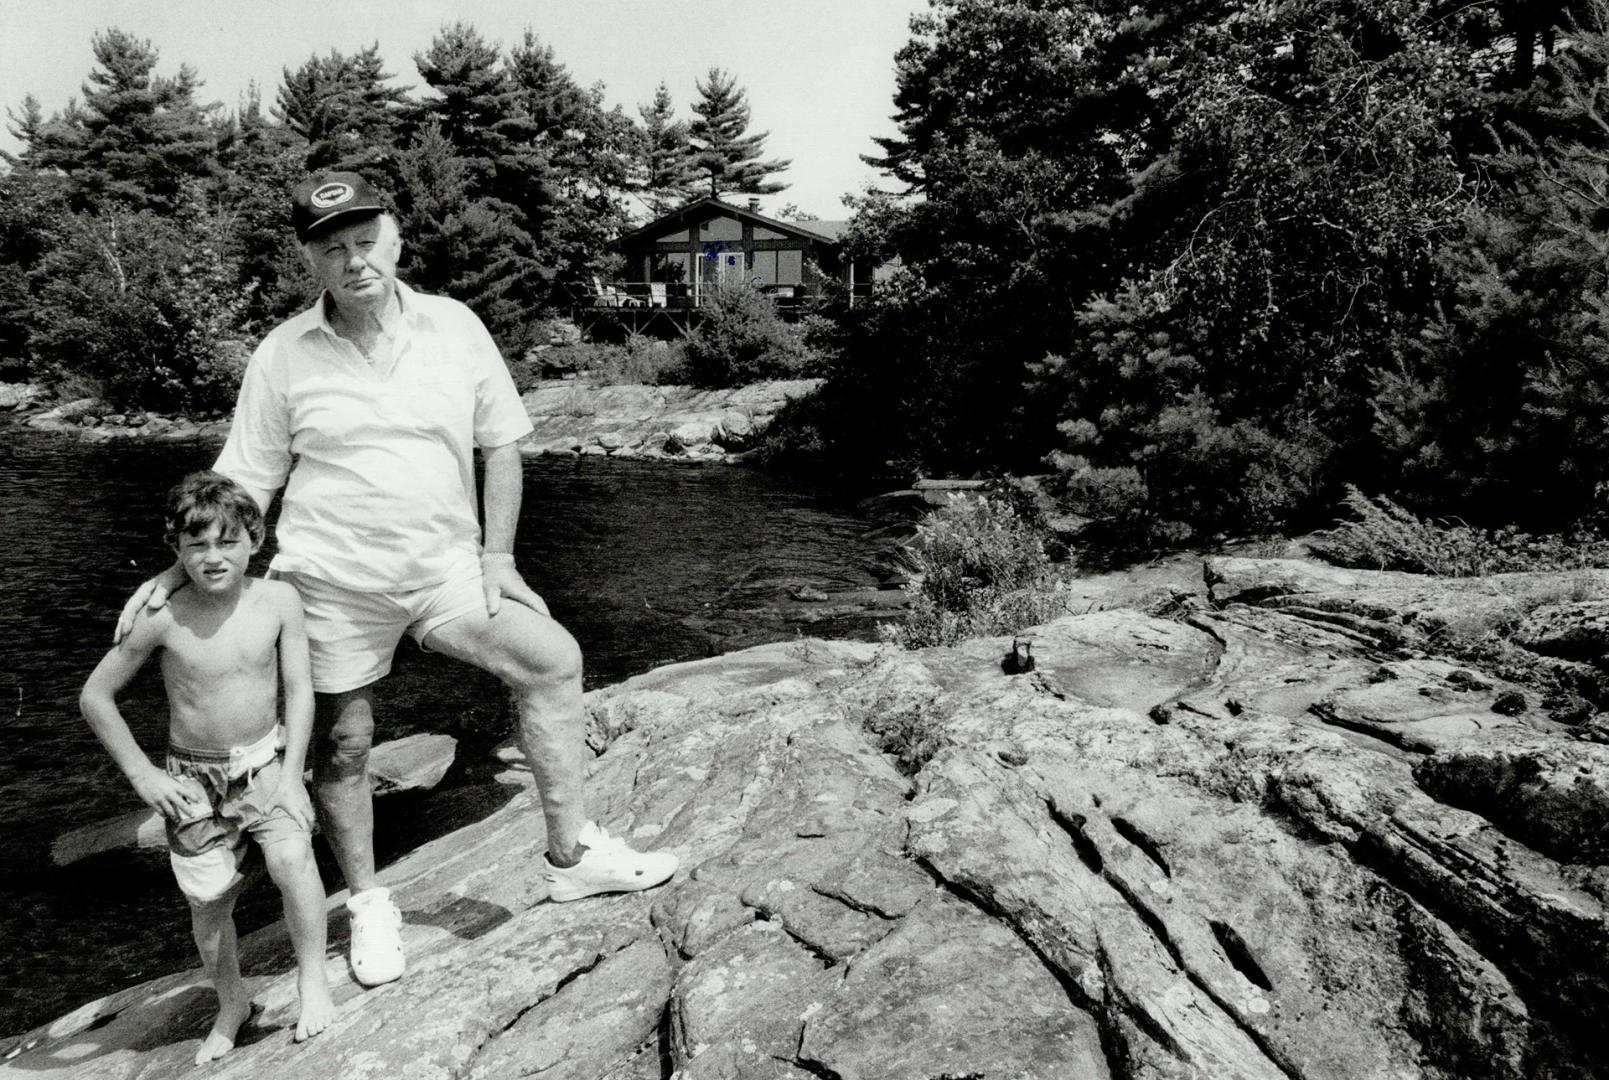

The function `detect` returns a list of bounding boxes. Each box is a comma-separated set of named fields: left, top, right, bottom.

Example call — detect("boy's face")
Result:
left=174, top=520, right=259, bottom=596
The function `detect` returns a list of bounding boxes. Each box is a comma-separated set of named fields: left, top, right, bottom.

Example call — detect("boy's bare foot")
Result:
left=194, top=994, right=252, bottom=1065
left=294, top=975, right=336, bottom=1042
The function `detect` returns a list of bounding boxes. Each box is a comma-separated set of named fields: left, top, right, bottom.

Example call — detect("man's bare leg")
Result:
left=313, top=685, right=405, bottom=986
left=190, top=884, right=251, bottom=1065
left=423, top=604, right=586, bottom=860
left=312, top=688, right=378, bottom=892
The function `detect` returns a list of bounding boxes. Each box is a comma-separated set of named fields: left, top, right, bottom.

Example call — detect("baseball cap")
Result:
left=291, top=171, right=388, bottom=242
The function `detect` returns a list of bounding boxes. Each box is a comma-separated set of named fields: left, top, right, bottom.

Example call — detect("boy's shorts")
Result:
left=274, top=556, right=486, bottom=694
left=166, top=726, right=308, bottom=903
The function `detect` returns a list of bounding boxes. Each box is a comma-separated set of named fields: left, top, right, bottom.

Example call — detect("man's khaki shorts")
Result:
left=274, top=557, right=486, bottom=694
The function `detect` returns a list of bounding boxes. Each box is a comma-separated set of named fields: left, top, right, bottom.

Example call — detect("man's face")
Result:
left=302, top=214, right=402, bottom=311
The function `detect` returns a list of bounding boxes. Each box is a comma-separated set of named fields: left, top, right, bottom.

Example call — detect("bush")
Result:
left=511, top=334, right=687, bottom=390
left=29, top=201, right=252, bottom=414
left=584, top=334, right=687, bottom=386
left=890, top=494, right=1073, bottom=649
left=682, top=278, right=819, bottom=388
left=1312, top=487, right=1609, bottom=575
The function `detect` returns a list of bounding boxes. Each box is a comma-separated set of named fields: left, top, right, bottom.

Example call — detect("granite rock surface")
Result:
left=5, top=557, right=1608, bottom=1078
left=518, top=379, right=822, bottom=462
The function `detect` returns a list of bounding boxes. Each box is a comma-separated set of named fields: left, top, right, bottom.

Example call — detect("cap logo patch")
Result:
left=310, top=183, right=354, bottom=209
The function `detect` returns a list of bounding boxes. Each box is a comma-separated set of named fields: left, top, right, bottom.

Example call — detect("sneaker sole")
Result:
left=546, top=869, right=675, bottom=903
left=350, top=955, right=405, bottom=987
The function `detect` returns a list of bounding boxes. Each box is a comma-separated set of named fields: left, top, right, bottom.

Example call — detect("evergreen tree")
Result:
left=413, top=23, right=513, bottom=186
left=275, top=44, right=409, bottom=172
left=637, top=82, right=696, bottom=214
left=2, top=95, right=46, bottom=167
left=216, top=83, right=316, bottom=328
left=492, top=33, right=632, bottom=324
left=27, top=29, right=219, bottom=213
left=0, top=146, right=69, bottom=375
left=688, top=68, right=789, bottom=198
left=788, top=0, right=1608, bottom=541
left=1371, top=0, right=1609, bottom=524
left=395, top=117, right=539, bottom=340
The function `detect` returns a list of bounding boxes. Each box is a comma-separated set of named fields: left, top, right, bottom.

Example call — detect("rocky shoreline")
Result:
left=1, top=378, right=823, bottom=465
left=6, top=553, right=1608, bottom=1078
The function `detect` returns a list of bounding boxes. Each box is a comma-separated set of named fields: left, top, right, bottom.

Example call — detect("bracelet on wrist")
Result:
left=481, top=552, right=515, bottom=564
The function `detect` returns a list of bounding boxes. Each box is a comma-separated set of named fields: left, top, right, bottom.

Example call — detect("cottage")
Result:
left=584, top=197, right=872, bottom=333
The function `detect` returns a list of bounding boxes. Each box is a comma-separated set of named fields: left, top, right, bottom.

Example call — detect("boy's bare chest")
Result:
left=160, top=602, right=278, bottom=680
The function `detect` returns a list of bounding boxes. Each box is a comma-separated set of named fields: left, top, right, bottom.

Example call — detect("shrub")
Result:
left=510, top=334, right=687, bottom=390
left=890, top=494, right=1073, bottom=649
left=682, top=278, right=819, bottom=388
left=584, top=334, right=687, bottom=386
left=29, top=201, right=253, bottom=415
left=1312, top=487, right=1609, bottom=575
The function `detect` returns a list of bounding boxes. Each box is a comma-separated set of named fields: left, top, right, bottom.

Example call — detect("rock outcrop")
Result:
left=518, top=379, right=821, bottom=462
left=7, top=379, right=820, bottom=462
left=5, top=557, right=1608, bottom=1078
left=22, top=396, right=228, bottom=442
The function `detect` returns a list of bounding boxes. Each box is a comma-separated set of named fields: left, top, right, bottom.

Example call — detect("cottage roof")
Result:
left=613, top=197, right=847, bottom=250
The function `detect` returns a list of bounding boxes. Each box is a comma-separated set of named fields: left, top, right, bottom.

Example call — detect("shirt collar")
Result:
left=297, top=280, right=423, bottom=342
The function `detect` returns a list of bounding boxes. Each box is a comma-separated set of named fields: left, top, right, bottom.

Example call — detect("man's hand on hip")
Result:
left=481, top=553, right=550, bottom=618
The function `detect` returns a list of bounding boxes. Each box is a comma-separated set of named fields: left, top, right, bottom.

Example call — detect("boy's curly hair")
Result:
left=163, top=471, right=265, bottom=550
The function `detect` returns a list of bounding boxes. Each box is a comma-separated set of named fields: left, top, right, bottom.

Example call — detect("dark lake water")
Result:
left=0, top=427, right=886, bottom=1036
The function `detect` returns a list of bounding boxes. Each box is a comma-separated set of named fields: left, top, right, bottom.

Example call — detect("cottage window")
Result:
left=777, top=249, right=803, bottom=285
left=699, top=217, right=743, bottom=241
left=751, top=250, right=778, bottom=285
left=649, top=252, right=688, bottom=282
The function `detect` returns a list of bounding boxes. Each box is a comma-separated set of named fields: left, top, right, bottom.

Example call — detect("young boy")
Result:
left=80, top=471, right=335, bottom=1064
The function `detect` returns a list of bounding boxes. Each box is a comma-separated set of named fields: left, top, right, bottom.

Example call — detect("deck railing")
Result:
left=569, top=280, right=873, bottom=312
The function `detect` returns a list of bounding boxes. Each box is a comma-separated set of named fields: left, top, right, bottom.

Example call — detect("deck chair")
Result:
left=649, top=282, right=668, bottom=308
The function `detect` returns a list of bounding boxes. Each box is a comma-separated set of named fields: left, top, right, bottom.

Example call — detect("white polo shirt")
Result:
left=215, top=282, right=534, bottom=592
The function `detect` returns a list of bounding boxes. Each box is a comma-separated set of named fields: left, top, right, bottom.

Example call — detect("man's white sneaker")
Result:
left=543, top=822, right=678, bottom=903
left=347, top=887, right=405, bottom=987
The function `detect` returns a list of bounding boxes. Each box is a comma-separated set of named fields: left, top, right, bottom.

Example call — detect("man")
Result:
left=119, top=171, right=677, bottom=987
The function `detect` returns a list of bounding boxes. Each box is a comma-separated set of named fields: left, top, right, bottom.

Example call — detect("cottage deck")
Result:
left=571, top=280, right=869, bottom=338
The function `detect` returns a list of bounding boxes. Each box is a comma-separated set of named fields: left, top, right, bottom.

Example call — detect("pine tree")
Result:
left=395, top=117, right=540, bottom=328
left=275, top=44, right=409, bottom=172
left=0, top=106, right=69, bottom=374
left=687, top=68, right=789, bottom=198
left=216, top=83, right=315, bottom=328
left=2, top=95, right=46, bottom=167
left=497, top=33, right=634, bottom=319
left=413, top=23, right=512, bottom=187
left=637, top=82, right=696, bottom=215
left=28, top=29, right=220, bottom=213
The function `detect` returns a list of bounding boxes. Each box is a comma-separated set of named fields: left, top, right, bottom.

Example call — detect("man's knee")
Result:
left=490, top=619, right=583, bottom=696
left=315, top=690, right=375, bottom=779
left=540, top=630, right=584, bottom=686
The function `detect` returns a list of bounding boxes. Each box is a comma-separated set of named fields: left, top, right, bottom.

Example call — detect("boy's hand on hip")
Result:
left=132, top=767, right=206, bottom=821
left=481, top=555, right=550, bottom=618
left=268, top=777, right=315, bottom=831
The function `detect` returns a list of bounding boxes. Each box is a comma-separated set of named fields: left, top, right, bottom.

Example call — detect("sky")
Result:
left=0, top=0, right=929, bottom=218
